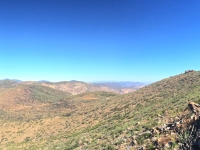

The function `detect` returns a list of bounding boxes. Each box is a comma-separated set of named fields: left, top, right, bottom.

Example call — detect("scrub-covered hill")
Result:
left=0, top=71, right=200, bottom=149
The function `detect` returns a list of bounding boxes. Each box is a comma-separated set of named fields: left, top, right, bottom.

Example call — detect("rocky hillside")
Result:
left=127, top=101, right=200, bottom=150
left=0, top=71, right=200, bottom=149
left=59, top=70, right=200, bottom=149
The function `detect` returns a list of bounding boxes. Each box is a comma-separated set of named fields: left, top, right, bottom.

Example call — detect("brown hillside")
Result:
left=0, top=71, right=200, bottom=149
left=40, top=81, right=116, bottom=95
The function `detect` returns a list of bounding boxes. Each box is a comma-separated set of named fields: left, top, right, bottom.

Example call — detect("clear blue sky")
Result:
left=0, top=0, right=200, bottom=82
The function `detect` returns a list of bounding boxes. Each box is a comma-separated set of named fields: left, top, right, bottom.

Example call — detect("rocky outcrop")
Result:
left=130, top=102, right=200, bottom=150
left=179, top=102, right=200, bottom=150
left=188, top=102, right=200, bottom=115
left=185, top=70, right=195, bottom=74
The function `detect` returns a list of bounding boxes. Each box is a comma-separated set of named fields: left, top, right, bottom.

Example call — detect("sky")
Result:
left=0, top=0, right=200, bottom=82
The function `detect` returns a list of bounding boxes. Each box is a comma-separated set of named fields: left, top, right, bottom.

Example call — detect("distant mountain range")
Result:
left=92, top=81, right=146, bottom=93
left=0, top=79, right=146, bottom=94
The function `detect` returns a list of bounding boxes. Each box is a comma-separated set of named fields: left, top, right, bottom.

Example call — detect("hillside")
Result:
left=0, top=85, right=119, bottom=149
left=0, top=71, right=200, bottom=149
left=40, top=80, right=145, bottom=94
left=0, top=79, right=145, bottom=95
left=50, top=70, right=200, bottom=149
left=40, top=81, right=116, bottom=95
left=0, top=85, right=72, bottom=120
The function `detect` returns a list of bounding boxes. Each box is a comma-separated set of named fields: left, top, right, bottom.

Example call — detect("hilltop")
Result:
left=0, top=71, right=200, bottom=149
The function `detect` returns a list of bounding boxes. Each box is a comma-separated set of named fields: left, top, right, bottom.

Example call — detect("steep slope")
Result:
left=59, top=71, right=200, bottom=149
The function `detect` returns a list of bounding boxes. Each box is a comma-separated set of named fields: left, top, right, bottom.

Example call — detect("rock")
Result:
left=175, top=121, right=180, bottom=125
left=170, top=132, right=175, bottom=135
left=167, top=123, right=175, bottom=130
left=136, top=122, right=140, bottom=125
left=185, top=70, right=195, bottom=74
left=161, top=124, right=167, bottom=129
left=188, top=102, right=200, bottom=115
left=83, top=142, right=87, bottom=146
left=151, top=137, right=158, bottom=142
left=175, top=116, right=181, bottom=121
left=164, top=141, right=173, bottom=148
left=151, top=128, right=160, bottom=135
left=137, top=147, right=144, bottom=150
left=133, top=139, right=137, bottom=145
